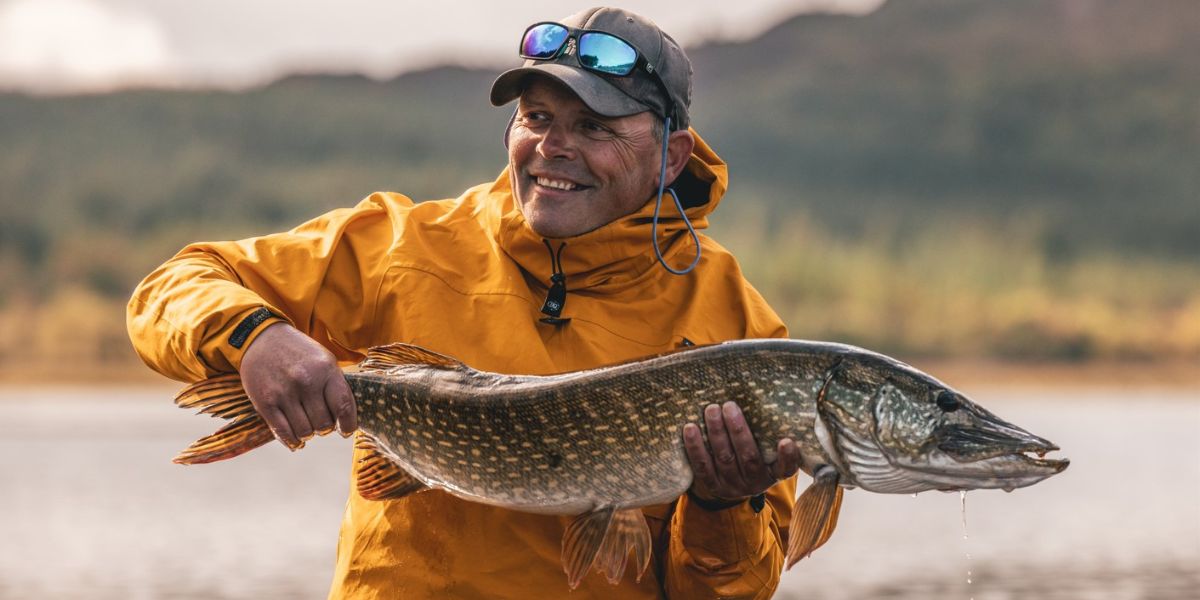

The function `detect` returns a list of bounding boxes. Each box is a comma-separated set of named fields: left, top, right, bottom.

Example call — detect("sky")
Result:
left=0, top=0, right=884, bottom=94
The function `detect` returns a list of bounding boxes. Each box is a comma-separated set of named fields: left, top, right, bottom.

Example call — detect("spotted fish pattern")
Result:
left=346, top=341, right=835, bottom=514
left=174, top=338, right=1068, bottom=588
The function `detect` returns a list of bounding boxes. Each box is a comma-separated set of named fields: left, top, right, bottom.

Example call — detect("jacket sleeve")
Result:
left=663, top=477, right=796, bottom=599
left=126, top=193, right=409, bottom=381
left=662, top=276, right=795, bottom=599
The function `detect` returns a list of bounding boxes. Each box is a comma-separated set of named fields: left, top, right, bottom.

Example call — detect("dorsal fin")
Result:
left=354, top=435, right=428, bottom=501
left=359, top=343, right=467, bottom=372
left=588, top=341, right=716, bottom=371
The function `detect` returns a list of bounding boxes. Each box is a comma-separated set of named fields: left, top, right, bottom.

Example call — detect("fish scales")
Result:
left=173, top=338, right=1068, bottom=587
left=347, top=341, right=835, bottom=513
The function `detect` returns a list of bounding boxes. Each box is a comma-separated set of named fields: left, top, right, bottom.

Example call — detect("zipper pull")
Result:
left=541, top=272, right=567, bottom=317
left=539, top=240, right=571, bottom=325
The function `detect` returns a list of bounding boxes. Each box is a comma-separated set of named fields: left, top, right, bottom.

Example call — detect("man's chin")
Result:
left=519, top=199, right=588, bottom=239
left=525, top=218, right=588, bottom=239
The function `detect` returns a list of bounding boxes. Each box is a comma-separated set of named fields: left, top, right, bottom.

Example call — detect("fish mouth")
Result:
left=834, top=423, right=1069, bottom=494
left=920, top=411, right=1070, bottom=490
left=1008, top=452, right=1070, bottom=474
left=935, top=411, right=1063, bottom=463
left=901, top=451, right=1070, bottom=493
left=830, top=400, right=1069, bottom=494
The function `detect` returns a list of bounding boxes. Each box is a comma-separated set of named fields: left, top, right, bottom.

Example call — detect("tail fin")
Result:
left=173, top=374, right=274, bottom=465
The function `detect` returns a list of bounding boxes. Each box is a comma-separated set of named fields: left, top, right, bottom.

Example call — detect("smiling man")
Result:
left=128, top=6, right=800, bottom=599
left=507, top=79, right=684, bottom=239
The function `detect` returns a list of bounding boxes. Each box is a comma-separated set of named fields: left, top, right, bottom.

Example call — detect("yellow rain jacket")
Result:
left=128, top=131, right=794, bottom=599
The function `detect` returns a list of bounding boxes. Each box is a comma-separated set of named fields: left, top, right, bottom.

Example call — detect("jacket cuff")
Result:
left=199, top=306, right=290, bottom=373
left=675, top=491, right=775, bottom=564
left=686, top=490, right=767, bottom=512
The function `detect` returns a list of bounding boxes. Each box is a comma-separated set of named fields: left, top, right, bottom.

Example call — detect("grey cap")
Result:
left=490, top=7, right=693, bottom=130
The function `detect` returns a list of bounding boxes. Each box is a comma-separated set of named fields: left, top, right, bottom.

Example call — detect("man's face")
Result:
left=507, top=78, right=663, bottom=239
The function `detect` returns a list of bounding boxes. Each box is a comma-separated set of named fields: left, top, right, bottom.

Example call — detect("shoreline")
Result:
left=1, top=359, right=1197, bottom=391
left=909, top=358, right=1200, bottom=391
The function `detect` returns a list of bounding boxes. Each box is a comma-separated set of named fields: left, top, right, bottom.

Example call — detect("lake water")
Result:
left=1, top=385, right=1197, bottom=599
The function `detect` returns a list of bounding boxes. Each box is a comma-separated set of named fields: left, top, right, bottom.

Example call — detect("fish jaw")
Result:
left=894, top=451, right=1070, bottom=493
left=934, top=401, right=1060, bottom=463
left=869, top=418, right=1071, bottom=493
left=921, top=402, right=1071, bottom=490
left=826, top=420, right=1069, bottom=494
left=816, top=373, right=1070, bottom=494
left=862, top=408, right=1071, bottom=493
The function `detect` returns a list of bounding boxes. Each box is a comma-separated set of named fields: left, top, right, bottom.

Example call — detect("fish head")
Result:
left=815, top=350, right=1069, bottom=494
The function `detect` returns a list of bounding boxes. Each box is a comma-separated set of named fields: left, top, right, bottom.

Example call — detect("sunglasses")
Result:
left=519, top=21, right=679, bottom=127
left=519, top=22, right=650, bottom=77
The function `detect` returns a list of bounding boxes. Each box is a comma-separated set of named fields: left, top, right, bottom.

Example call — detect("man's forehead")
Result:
left=519, top=79, right=645, bottom=123
left=519, top=79, right=586, bottom=107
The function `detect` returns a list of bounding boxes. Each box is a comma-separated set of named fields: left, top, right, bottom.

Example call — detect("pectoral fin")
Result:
left=354, top=435, right=427, bottom=501
left=561, top=506, right=652, bottom=589
left=786, top=465, right=844, bottom=569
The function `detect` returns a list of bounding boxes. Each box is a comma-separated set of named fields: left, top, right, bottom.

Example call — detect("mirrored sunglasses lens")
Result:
left=578, top=33, right=637, bottom=75
left=522, top=24, right=568, bottom=59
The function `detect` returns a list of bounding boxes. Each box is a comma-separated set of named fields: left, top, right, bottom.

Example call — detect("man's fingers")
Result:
left=773, top=438, right=802, bottom=480
left=300, top=378, right=336, bottom=437
left=703, top=403, right=743, bottom=488
left=261, top=403, right=302, bottom=449
left=278, top=387, right=315, bottom=446
left=722, top=402, right=771, bottom=485
left=683, top=423, right=719, bottom=494
left=238, top=324, right=354, bottom=449
left=326, top=375, right=357, bottom=437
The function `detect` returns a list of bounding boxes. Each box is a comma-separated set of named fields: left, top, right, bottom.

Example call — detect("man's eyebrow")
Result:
left=521, top=97, right=548, bottom=109
left=519, top=99, right=615, bottom=124
left=579, top=107, right=611, bottom=121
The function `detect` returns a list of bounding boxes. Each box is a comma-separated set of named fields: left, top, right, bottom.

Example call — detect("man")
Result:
left=128, top=7, right=801, bottom=599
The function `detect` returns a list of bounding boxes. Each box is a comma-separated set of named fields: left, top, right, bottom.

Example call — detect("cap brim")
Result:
left=489, top=63, right=650, bottom=118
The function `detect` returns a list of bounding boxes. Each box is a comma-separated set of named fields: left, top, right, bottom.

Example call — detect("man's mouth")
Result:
left=534, top=176, right=590, bottom=192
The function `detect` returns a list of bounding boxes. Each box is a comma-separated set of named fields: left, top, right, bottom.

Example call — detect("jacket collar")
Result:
left=487, top=130, right=728, bottom=291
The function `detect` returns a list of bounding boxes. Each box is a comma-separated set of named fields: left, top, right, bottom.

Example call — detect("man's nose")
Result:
left=536, top=123, right=576, bottom=161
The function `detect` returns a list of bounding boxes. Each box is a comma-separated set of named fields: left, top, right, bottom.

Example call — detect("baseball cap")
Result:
left=489, top=7, right=693, bottom=130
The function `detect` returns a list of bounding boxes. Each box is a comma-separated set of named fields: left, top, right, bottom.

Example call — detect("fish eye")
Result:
left=936, top=390, right=961, bottom=413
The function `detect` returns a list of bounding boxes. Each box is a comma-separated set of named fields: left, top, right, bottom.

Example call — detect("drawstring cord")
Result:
left=539, top=239, right=571, bottom=325
left=651, top=116, right=701, bottom=276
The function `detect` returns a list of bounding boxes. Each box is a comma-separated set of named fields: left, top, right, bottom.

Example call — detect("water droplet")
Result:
left=960, top=490, right=969, bottom=539
left=911, top=493, right=918, bottom=498
left=961, top=491, right=974, bottom=595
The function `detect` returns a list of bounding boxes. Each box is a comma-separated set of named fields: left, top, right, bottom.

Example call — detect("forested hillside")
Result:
left=1, top=0, right=1196, bottom=377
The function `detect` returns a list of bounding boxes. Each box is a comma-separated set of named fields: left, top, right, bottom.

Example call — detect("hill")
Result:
left=687, top=0, right=1199, bottom=256
left=0, top=0, right=1197, bottom=374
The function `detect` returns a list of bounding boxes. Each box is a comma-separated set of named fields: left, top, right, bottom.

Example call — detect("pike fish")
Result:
left=175, top=339, right=1068, bottom=588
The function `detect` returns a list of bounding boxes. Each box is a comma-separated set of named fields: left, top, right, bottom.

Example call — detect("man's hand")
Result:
left=239, top=322, right=357, bottom=449
left=682, top=402, right=802, bottom=507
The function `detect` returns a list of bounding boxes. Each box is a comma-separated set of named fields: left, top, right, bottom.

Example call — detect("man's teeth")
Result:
left=536, top=177, right=581, bottom=191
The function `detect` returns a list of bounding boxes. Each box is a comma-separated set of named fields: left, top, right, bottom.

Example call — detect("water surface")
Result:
left=1, top=386, right=1196, bottom=599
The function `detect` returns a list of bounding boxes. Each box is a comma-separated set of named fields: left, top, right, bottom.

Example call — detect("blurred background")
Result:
left=1, top=0, right=1196, bottom=598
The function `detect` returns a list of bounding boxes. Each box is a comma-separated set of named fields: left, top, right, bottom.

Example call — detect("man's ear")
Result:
left=662, top=129, right=696, bottom=186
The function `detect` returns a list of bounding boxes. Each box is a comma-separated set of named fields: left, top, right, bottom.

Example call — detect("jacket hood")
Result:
left=487, top=128, right=729, bottom=293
